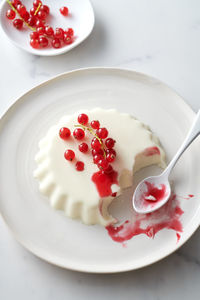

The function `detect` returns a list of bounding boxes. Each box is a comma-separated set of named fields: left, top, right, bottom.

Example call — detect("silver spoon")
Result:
left=133, top=110, right=200, bottom=214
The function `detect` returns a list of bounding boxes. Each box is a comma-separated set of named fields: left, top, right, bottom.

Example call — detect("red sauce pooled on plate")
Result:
left=106, top=194, right=184, bottom=243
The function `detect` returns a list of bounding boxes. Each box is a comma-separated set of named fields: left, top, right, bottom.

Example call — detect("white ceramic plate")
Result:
left=0, top=0, right=95, bottom=56
left=0, top=68, right=199, bottom=273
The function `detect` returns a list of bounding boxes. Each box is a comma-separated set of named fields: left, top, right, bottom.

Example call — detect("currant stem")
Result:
left=74, top=124, right=106, bottom=157
left=6, top=0, right=36, bottom=31
left=34, top=3, right=41, bottom=15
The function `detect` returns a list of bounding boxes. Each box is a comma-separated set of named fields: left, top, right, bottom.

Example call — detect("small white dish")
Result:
left=0, top=68, right=200, bottom=273
left=0, top=0, right=95, bottom=56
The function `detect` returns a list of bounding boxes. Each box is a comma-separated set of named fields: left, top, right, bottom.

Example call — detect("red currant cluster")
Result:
left=59, top=113, right=117, bottom=174
left=6, top=0, right=74, bottom=49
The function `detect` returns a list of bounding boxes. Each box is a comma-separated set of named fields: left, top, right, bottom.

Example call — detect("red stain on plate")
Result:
left=106, top=194, right=184, bottom=243
left=176, top=233, right=181, bottom=242
left=178, top=194, right=194, bottom=200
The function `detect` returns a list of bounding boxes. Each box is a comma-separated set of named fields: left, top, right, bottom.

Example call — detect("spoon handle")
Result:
left=163, top=110, right=200, bottom=178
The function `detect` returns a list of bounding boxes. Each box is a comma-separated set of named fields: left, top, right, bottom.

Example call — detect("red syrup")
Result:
left=176, top=233, right=181, bottom=242
left=106, top=194, right=184, bottom=243
left=92, top=170, right=118, bottom=198
left=143, top=147, right=160, bottom=156
left=143, top=182, right=167, bottom=204
left=178, top=194, right=194, bottom=200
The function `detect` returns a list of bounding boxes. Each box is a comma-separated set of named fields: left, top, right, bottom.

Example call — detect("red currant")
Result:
left=78, top=113, right=88, bottom=125
left=52, top=38, right=61, bottom=49
left=23, top=11, right=30, bottom=21
left=93, top=154, right=103, bottom=164
left=112, top=192, right=117, bottom=197
left=28, top=16, right=36, bottom=26
left=91, top=137, right=101, bottom=150
left=39, top=36, right=48, bottom=48
left=104, top=165, right=113, bottom=174
left=79, top=143, right=88, bottom=153
left=73, top=128, right=85, bottom=140
left=30, top=31, right=39, bottom=39
left=54, top=28, right=64, bottom=39
left=6, top=9, right=16, bottom=20
left=11, top=0, right=21, bottom=8
left=105, top=138, right=115, bottom=149
left=64, top=149, right=75, bottom=161
left=40, top=5, right=50, bottom=15
left=37, top=26, right=45, bottom=35
left=35, top=19, right=44, bottom=28
left=96, top=128, right=108, bottom=139
left=30, top=7, right=36, bottom=16
left=60, top=6, right=69, bottom=16
left=106, top=148, right=116, bottom=157
left=37, top=10, right=46, bottom=20
left=66, top=28, right=74, bottom=36
left=75, top=161, right=84, bottom=171
left=13, top=18, right=23, bottom=30
left=33, top=0, right=42, bottom=8
left=59, top=127, right=71, bottom=139
left=92, top=148, right=104, bottom=156
left=63, top=34, right=73, bottom=45
left=98, top=159, right=109, bottom=171
left=91, top=120, right=100, bottom=129
left=106, top=153, right=115, bottom=163
left=30, top=38, right=39, bottom=49
left=17, top=4, right=26, bottom=16
left=45, top=25, right=54, bottom=36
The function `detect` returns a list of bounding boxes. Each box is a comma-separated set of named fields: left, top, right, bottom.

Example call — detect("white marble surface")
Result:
left=0, top=0, right=200, bottom=299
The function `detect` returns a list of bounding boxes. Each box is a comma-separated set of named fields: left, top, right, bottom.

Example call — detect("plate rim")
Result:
left=0, top=67, right=199, bottom=273
left=0, top=0, right=95, bottom=56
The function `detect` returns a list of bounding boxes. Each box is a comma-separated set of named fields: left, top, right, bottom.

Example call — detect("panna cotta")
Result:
left=34, top=108, right=166, bottom=226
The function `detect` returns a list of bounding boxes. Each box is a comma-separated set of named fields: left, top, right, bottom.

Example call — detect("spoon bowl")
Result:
left=133, top=175, right=171, bottom=214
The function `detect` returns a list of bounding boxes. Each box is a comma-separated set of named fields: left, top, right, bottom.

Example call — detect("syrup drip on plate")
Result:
left=176, top=233, right=181, bottom=242
left=106, top=194, right=184, bottom=243
left=178, top=194, right=194, bottom=200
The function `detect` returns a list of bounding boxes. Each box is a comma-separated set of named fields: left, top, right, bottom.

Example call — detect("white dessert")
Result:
left=34, top=108, right=166, bottom=226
